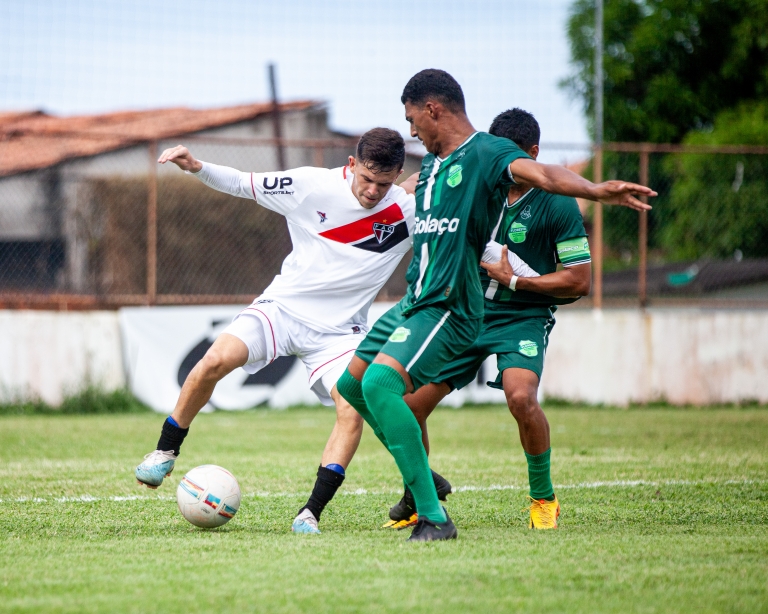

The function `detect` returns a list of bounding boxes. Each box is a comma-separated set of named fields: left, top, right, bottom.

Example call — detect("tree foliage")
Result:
left=562, top=0, right=768, bottom=143
left=661, top=101, right=768, bottom=258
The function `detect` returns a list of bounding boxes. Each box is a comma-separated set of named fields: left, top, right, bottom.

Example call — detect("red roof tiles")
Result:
left=0, top=101, right=317, bottom=177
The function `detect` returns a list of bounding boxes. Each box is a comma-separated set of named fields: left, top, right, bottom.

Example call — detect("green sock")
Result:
left=362, top=364, right=445, bottom=523
left=336, top=368, right=390, bottom=450
left=525, top=448, right=555, bottom=500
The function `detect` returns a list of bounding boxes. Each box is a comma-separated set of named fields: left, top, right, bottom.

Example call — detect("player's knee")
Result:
left=506, top=387, right=538, bottom=420
left=197, top=348, right=234, bottom=381
left=336, top=401, right=364, bottom=431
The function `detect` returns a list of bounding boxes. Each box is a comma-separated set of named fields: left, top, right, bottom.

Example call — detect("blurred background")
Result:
left=1, top=0, right=768, bottom=409
left=2, top=0, right=766, bottom=309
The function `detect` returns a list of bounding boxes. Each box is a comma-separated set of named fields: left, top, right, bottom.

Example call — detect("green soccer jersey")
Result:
left=401, top=132, right=530, bottom=321
left=482, top=188, right=591, bottom=306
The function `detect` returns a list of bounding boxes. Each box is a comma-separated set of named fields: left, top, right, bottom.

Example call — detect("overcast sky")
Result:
left=1, top=0, right=589, bottom=156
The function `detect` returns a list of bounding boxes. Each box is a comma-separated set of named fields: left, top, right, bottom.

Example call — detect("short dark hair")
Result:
left=489, top=108, right=540, bottom=152
left=400, top=69, right=466, bottom=114
left=356, top=127, right=405, bottom=173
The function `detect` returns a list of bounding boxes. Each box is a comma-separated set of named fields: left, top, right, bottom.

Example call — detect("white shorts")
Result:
left=222, top=300, right=363, bottom=406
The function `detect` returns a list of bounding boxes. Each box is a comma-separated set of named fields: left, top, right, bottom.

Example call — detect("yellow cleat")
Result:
left=382, top=513, right=418, bottom=530
left=527, top=496, right=560, bottom=529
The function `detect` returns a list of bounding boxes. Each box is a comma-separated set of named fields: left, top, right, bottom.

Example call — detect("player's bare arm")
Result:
left=157, top=145, right=203, bottom=173
left=481, top=245, right=591, bottom=298
left=399, top=172, right=420, bottom=195
left=508, top=158, right=656, bottom=212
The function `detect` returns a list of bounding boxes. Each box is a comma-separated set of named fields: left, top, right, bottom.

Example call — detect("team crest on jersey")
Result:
left=509, top=222, right=528, bottom=244
left=447, top=164, right=463, bottom=188
left=520, top=205, right=532, bottom=220
left=317, top=211, right=327, bottom=223
left=373, top=222, right=395, bottom=243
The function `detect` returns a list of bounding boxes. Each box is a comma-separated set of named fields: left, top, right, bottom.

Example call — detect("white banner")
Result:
left=119, top=303, right=505, bottom=413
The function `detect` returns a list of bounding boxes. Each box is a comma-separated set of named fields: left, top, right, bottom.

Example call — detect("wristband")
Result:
left=509, top=275, right=519, bottom=291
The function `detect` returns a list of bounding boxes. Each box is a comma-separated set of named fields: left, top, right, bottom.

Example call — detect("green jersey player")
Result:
left=387, top=108, right=597, bottom=532
left=337, top=70, right=655, bottom=542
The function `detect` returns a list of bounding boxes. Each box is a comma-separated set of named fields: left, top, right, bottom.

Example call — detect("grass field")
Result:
left=1, top=407, right=766, bottom=613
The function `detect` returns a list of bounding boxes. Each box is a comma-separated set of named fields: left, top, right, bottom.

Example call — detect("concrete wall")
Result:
left=0, top=310, right=125, bottom=405
left=1, top=308, right=766, bottom=407
left=541, top=308, right=768, bottom=405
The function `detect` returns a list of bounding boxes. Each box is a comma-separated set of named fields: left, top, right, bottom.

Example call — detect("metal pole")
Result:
left=638, top=150, right=649, bottom=308
left=147, top=142, right=158, bottom=305
left=592, top=0, right=604, bottom=309
left=268, top=63, right=287, bottom=171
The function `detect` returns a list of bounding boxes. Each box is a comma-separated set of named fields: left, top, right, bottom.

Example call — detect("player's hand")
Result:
left=157, top=145, right=203, bottom=173
left=592, top=181, right=656, bottom=211
left=480, top=245, right=514, bottom=288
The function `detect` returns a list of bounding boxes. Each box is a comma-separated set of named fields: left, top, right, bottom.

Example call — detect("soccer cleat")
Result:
left=527, top=495, right=560, bottom=529
left=387, top=487, right=416, bottom=524
left=135, top=449, right=177, bottom=489
left=382, top=513, right=418, bottom=530
left=407, top=509, right=458, bottom=542
left=384, top=469, right=452, bottom=528
left=432, top=469, right=453, bottom=501
left=292, top=508, right=321, bottom=534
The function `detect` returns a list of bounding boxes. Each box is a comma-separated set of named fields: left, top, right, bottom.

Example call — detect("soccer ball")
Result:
left=176, top=465, right=241, bottom=528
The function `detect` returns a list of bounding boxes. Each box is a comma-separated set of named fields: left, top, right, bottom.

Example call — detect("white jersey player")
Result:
left=134, top=128, right=427, bottom=535
left=134, top=128, right=539, bottom=534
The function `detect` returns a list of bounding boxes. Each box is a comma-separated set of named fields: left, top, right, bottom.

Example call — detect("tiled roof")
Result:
left=0, top=101, right=318, bottom=177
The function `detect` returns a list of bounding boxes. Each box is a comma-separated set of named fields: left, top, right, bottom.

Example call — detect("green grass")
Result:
left=0, top=388, right=151, bottom=416
left=0, top=407, right=766, bottom=613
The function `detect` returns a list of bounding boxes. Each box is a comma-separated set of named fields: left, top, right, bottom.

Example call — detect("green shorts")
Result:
left=355, top=301, right=480, bottom=390
left=434, top=303, right=557, bottom=390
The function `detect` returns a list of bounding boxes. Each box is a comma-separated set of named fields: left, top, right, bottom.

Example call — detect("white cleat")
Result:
left=291, top=508, right=321, bottom=534
left=135, top=449, right=177, bottom=489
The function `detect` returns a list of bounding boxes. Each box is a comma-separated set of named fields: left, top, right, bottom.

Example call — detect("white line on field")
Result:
left=0, top=478, right=763, bottom=504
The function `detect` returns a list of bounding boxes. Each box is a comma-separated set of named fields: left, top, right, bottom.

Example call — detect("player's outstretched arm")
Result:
left=481, top=245, right=591, bottom=298
left=508, top=158, right=656, bottom=212
left=158, top=145, right=255, bottom=201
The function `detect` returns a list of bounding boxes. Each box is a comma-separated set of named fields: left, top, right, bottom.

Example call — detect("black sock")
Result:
left=156, top=417, right=189, bottom=456
left=300, top=465, right=345, bottom=521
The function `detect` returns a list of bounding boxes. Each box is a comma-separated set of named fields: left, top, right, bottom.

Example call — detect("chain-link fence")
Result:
left=2, top=136, right=767, bottom=309
left=590, top=143, right=768, bottom=307
left=0, top=135, right=363, bottom=308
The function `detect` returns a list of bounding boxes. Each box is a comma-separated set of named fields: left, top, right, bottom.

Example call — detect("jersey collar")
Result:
left=436, top=131, right=479, bottom=164
left=507, top=187, right=534, bottom=209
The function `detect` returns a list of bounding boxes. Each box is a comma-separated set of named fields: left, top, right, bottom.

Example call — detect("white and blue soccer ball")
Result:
left=176, top=464, right=241, bottom=528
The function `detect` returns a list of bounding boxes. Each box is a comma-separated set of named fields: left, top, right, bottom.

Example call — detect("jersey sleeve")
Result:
left=248, top=166, right=325, bottom=216
left=192, top=163, right=321, bottom=217
left=478, top=135, right=531, bottom=190
left=550, top=195, right=591, bottom=267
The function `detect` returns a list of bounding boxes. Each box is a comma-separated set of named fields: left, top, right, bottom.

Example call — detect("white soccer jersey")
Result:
left=192, top=162, right=415, bottom=334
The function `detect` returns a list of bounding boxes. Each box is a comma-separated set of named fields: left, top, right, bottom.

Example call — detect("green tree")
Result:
left=661, top=101, right=768, bottom=258
left=562, top=0, right=768, bottom=143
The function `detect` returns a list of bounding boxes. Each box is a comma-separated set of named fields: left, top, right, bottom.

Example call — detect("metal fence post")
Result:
left=147, top=141, right=158, bottom=305
left=592, top=147, right=603, bottom=309
left=638, top=149, right=649, bottom=308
